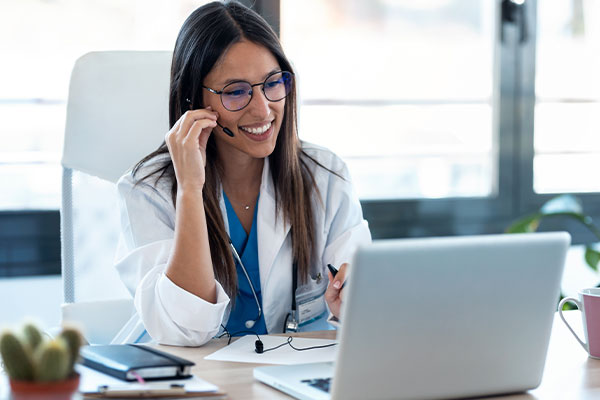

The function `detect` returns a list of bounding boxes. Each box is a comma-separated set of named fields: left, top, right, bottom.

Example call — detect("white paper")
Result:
left=0, top=375, right=9, bottom=400
left=204, top=335, right=338, bottom=365
left=76, top=365, right=219, bottom=394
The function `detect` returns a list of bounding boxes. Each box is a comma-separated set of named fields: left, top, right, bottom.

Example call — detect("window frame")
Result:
left=279, top=0, right=600, bottom=243
left=3, top=0, right=600, bottom=278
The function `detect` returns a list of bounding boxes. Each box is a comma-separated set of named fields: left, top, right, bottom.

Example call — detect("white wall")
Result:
left=0, top=276, right=62, bottom=330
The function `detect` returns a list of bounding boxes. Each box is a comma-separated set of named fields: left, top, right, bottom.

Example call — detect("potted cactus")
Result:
left=0, top=323, right=83, bottom=399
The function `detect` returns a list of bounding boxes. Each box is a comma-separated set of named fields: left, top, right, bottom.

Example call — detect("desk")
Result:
left=156, top=312, right=600, bottom=400
left=0, top=312, right=597, bottom=399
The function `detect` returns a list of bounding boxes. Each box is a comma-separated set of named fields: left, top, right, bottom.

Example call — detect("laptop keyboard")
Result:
left=301, top=377, right=331, bottom=393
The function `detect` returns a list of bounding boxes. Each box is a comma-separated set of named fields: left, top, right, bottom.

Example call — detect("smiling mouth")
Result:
left=239, top=121, right=272, bottom=135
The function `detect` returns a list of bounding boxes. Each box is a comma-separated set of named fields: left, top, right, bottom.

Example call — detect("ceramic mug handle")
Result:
left=558, top=297, right=588, bottom=352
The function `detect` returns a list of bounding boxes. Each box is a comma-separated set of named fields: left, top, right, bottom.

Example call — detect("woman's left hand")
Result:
left=324, top=263, right=348, bottom=319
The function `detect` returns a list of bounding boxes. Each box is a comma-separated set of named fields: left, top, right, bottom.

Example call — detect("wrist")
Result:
left=176, top=187, right=204, bottom=202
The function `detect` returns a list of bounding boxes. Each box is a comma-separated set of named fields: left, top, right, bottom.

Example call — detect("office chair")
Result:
left=60, top=51, right=171, bottom=343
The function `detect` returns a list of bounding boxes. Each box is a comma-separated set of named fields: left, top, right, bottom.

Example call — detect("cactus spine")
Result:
left=0, top=331, right=34, bottom=381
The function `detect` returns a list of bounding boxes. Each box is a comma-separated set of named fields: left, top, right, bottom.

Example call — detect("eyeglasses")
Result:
left=203, top=71, right=293, bottom=112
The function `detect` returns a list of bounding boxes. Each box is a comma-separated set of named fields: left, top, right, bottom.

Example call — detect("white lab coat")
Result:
left=114, top=142, right=371, bottom=346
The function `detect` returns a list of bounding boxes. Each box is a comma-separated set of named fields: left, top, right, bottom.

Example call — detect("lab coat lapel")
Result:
left=257, top=157, right=291, bottom=290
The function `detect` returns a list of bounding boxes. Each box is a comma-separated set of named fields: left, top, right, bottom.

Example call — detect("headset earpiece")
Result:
left=255, top=339, right=264, bottom=354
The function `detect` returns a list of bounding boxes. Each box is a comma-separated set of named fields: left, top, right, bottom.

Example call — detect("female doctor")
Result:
left=114, top=1, right=371, bottom=346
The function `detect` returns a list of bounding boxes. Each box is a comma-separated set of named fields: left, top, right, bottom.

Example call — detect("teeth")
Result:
left=240, top=122, right=271, bottom=135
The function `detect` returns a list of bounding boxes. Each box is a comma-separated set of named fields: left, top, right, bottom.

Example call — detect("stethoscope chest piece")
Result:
left=285, top=314, right=299, bottom=333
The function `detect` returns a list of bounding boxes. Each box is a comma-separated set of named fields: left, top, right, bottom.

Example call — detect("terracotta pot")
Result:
left=9, top=373, right=80, bottom=400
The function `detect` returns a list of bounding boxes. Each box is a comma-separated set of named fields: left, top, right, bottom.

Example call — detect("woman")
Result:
left=114, top=1, right=371, bottom=346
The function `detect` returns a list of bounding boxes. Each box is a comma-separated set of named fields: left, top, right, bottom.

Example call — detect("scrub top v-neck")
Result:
left=223, top=191, right=267, bottom=335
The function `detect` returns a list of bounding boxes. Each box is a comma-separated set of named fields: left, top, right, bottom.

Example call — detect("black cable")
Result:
left=291, top=262, right=298, bottom=312
left=284, top=336, right=338, bottom=351
left=260, top=338, right=292, bottom=353
left=219, top=326, right=337, bottom=353
left=282, top=313, right=290, bottom=333
left=219, top=325, right=260, bottom=345
left=254, top=335, right=337, bottom=353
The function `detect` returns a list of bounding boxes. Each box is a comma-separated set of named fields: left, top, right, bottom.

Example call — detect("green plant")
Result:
left=506, top=194, right=600, bottom=309
left=0, top=323, right=83, bottom=383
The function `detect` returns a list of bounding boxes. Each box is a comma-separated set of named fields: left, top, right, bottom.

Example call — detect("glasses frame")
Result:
left=202, top=70, right=294, bottom=112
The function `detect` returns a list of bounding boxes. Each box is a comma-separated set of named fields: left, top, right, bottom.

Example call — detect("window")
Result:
left=534, top=0, right=600, bottom=194
left=280, top=0, right=600, bottom=240
left=0, top=0, right=210, bottom=276
left=3, top=0, right=600, bottom=278
left=281, top=0, right=496, bottom=200
left=0, top=0, right=209, bottom=210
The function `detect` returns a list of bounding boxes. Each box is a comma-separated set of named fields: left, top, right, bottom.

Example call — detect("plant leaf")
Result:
left=505, top=213, right=542, bottom=233
left=585, top=246, right=600, bottom=272
left=540, top=194, right=583, bottom=215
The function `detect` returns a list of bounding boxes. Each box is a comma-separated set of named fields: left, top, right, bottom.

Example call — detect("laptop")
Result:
left=254, top=232, right=570, bottom=400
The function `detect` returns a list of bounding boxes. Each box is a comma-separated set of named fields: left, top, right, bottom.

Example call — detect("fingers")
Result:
left=165, top=108, right=218, bottom=146
left=324, top=271, right=337, bottom=303
left=325, top=263, right=350, bottom=320
left=325, top=263, right=349, bottom=302
left=198, top=123, right=213, bottom=150
left=180, top=108, right=218, bottom=132
left=185, top=118, right=216, bottom=147
left=332, top=263, right=348, bottom=290
left=164, top=107, right=219, bottom=190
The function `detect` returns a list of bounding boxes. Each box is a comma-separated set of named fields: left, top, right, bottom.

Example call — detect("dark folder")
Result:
left=80, top=344, right=195, bottom=381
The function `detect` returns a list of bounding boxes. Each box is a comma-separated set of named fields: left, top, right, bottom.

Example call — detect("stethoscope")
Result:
left=228, top=238, right=299, bottom=332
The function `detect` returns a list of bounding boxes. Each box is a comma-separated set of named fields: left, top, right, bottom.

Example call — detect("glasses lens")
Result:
left=263, top=71, right=293, bottom=102
left=221, top=81, right=252, bottom=111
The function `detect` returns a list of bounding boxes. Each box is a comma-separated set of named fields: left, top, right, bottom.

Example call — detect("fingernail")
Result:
left=333, top=281, right=341, bottom=289
left=206, top=105, right=212, bottom=110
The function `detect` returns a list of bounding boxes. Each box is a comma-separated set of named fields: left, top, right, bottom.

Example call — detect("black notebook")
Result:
left=80, top=344, right=195, bottom=381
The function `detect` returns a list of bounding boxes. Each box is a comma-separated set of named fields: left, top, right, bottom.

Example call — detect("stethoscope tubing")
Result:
left=229, top=239, right=263, bottom=320
left=228, top=236, right=298, bottom=333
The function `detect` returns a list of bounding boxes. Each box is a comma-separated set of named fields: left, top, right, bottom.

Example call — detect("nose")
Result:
left=246, top=88, right=271, bottom=118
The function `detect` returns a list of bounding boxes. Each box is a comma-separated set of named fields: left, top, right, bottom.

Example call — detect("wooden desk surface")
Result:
left=157, top=312, right=600, bottom=400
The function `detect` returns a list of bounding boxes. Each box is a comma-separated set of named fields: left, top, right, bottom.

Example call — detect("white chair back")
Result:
left=60, top=51, right=171, bottom=343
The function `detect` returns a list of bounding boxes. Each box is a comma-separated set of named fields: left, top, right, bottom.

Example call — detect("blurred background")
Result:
left=1, top=0, right=599, bottom=327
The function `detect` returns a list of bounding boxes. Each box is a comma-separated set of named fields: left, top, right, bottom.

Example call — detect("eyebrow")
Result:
left=219, top=68, right=281, bottom=87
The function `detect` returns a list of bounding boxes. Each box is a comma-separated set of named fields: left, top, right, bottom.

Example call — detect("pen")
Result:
left=327, top=264, right=347, bottom=290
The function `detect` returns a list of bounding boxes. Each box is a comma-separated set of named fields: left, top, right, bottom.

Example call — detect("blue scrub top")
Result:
left=223, top=192, right=268, bottom=335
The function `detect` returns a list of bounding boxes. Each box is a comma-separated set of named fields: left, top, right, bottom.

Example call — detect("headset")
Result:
left=184, top=98, right=235, bottom=137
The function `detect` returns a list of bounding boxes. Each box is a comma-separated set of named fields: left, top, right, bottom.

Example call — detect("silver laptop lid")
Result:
left=331, top=232, right=570, bottom=400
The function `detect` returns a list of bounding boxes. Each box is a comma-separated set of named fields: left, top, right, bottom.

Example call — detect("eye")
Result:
left=222, top=82, right=251, bottom=98
left=224, top=88, right=247, bottom=97
left=265, top=78, right=283, bottom=89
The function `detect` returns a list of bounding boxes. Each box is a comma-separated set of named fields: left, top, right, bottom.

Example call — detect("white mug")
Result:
left=558, top=288, right=600, bottom=359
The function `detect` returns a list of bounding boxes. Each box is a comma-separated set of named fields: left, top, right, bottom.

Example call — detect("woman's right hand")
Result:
left=165, top=107, right=218, bottom=193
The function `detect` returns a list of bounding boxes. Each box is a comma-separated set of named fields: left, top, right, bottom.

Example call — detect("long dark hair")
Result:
left=132, top=1, right=327, bottom=299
